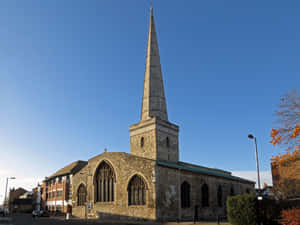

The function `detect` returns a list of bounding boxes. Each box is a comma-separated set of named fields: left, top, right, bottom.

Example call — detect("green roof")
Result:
left=157, top=160, right=255, bottom=184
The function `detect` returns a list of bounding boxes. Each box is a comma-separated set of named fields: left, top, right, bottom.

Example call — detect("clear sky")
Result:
left=1, top=0, right=299, bottom=201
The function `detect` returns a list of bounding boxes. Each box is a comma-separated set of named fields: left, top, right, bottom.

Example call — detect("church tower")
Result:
left=129, top=7, right=179, bottom=162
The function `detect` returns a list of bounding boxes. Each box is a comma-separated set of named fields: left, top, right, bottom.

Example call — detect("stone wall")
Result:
left=130, top=122, right=157, bottom=161
left=72, top=152, right=157, bottom=221
left=155, top=165, right=255, bottom=221
left=156, top=128, right=179, bottom=162
left=130, top=118, right=179, bottom=163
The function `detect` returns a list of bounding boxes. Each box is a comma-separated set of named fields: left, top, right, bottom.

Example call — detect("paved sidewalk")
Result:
left=62, top=217, right=230, bottom=225
left=166, top=223, right=230, bottom=225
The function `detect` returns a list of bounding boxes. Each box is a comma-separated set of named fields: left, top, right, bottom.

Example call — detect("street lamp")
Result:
left=4, top=177, right=16, bottom=213
left=248, top=134, right=263, bottom=225
left=248, top=134, right=261, bottom=190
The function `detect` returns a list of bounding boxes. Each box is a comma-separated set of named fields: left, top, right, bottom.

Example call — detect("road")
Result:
left=0, top=214, right=230, bottom=225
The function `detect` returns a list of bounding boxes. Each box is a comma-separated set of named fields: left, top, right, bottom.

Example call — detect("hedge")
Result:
left=227, top=194, right=257, bottom=225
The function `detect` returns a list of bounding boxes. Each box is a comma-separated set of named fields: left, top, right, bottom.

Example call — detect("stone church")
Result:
left=72, top=7, right=255, bottom=221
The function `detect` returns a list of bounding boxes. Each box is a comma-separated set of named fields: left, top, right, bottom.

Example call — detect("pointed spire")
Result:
left=141, top=7, right=168, bottom=121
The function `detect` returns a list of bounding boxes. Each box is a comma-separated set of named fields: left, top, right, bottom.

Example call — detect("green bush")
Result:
left=227, top=194, right=257, bottom=225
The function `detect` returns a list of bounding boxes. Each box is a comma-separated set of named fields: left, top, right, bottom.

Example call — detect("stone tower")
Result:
left=129, top=7, right=179, bottom=162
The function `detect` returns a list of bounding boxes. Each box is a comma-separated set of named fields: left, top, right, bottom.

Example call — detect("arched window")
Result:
left=166, top=137, right=170, bottom=148
left=230, top=187, right=235, bottom=196
left=128, top=175, right=147, bottom=205
left=202, top=183, right=209, bottom=207
left=141, top=137, right=144, bottom=147
left=77, top=184, right=87, bottom=206
left=217, top=185, right=222, bottom=207
left=181, top=181, right=190, bottom=208
left=94, top=161, right=115, bottom=202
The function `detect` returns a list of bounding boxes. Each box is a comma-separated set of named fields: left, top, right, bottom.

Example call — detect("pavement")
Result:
left=0, top=214, right=231, bottom=225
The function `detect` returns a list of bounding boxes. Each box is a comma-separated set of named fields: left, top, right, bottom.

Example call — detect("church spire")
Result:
left=141, top=7, right=168, bottom=121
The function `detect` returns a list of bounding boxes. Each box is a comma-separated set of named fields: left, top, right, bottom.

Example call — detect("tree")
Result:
left=271, top=150, right=300, bottom=199
left=270, top=89, right=300, bottom=199
left=270, top=89, right=300, bottom=151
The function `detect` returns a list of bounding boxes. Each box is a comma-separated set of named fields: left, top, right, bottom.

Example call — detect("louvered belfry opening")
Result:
left=128, top=175, right=147, bottom=205
left=77, top=184, right=87, bottom=206
left=94, top=161, right=115, bottom=202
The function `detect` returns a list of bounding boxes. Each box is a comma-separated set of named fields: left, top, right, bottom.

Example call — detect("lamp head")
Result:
left=248, top=134, right=254, bottom=139
left=10, top=177, right=16, bottom=180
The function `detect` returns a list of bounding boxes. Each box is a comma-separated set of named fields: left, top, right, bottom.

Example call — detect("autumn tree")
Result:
left=270, top=89, right=300, bottom=199
left=270, top=89, right=300, bottom=151
left=271, top=150, right=300, bottom=199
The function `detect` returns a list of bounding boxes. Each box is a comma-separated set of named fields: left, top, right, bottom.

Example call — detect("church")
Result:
left=71, top=7, right=255, bottom=221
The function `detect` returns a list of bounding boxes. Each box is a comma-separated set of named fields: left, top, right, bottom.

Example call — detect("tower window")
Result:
left=141, top=137, right=144, bottom=147
left=166, top=137, right=170, bottom=148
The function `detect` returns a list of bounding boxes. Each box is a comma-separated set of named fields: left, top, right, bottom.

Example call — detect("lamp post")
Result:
left=248, top=134, right=261, bottom=190
left=4, top=177, right=16, bottom=213
left=248, top=134, right=263, bottom=224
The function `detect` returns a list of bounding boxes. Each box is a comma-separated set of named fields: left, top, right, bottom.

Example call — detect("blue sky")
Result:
left=0, top=0, right=299, bottom=198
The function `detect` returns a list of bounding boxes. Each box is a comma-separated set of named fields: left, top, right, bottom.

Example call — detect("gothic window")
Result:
left=128, top=175, right=147, bottom=205
left=217, top=185, right=222, bottom=207
left=181, top=181, right=190, bottom=208
left=141, top=137, right=144, bottom=147
left=94, top=161, right=115, bottom=202
left=77, top=184, right=86, bottom=206
left=202, top=183, right=209, bottom=207
left=166, top=137, right=170, bottom=148
left=230, top=187, right=235, bottom=196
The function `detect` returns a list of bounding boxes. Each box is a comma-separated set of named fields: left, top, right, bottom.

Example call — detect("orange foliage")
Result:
left=270, top=128, right=282, bottom=146
left=271, top=149, right=300, bottom=199
left=280, top=208, right=300, bottom=225
left=291, top=124, right=300, bottom=138
left=271, top=150, right=300, bottom=165
left=270, top=124, right=300, bottom=146
left=271, top=128, right=279, bottom=138
left=270, top=90, right=299, bottom=150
